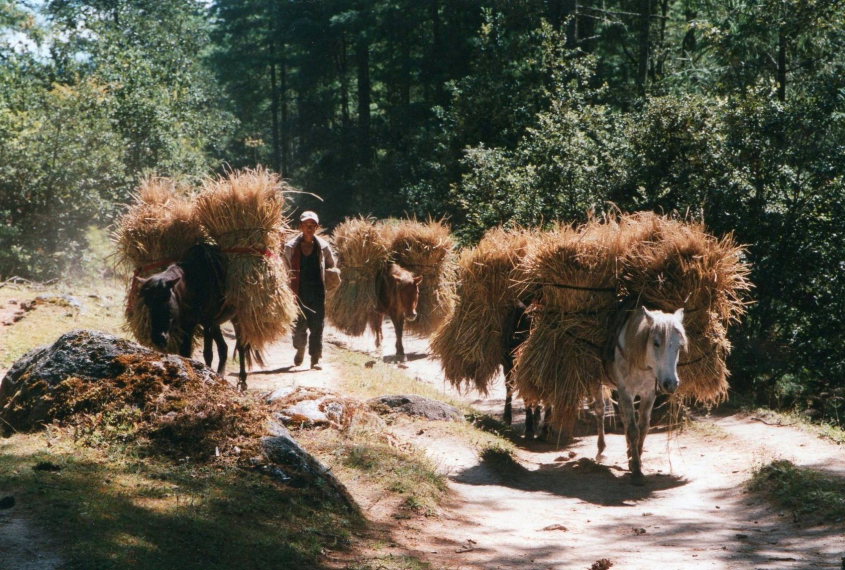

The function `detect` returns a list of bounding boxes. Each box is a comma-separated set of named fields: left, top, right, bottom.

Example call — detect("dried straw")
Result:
left=511, top=221, right=632, bottom=432
left=112, top=176, right=206, bottom=349
left=512, top=212, right=752, bottom=433
left=430, top=227, right=540, bottom=393
left=617, top=212, right=752, bottom=404
left=385, top=218, right=458, bottom=336
left=194, top=167, right=296, bottom=350
left=326, top=217, right=391, bottom=336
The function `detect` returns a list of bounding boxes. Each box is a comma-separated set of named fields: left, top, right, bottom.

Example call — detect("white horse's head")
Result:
left=639, top=306, right=687, bottom=394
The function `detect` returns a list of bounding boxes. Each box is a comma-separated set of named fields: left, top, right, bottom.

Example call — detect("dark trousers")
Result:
left=292, top=287, right=325, bottom=359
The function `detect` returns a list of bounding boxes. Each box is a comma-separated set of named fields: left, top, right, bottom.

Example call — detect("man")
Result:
left=283, top=211, right=337, bottom=369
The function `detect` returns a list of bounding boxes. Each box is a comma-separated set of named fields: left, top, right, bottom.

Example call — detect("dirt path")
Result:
left=250, top=323, right=845, bottom=570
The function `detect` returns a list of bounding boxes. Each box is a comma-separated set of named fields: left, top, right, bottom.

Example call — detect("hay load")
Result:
left=430, top=227, right=540, bottom=393
left=113, top=177, right=206, bottom=349
left=386, top=218, right=458, bottom=336
left=512, top=213, right=751, bottom=431
left=616, top=212, right=751, bottom=404
left=512, top=220, right=634, bottom=429
left=326, top=217, right=391, bottom=336
left=194, top=168, right=297, bottom=350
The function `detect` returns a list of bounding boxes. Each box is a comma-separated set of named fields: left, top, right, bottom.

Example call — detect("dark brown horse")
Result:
left=502, top=299, right=550, bottom=439
left=135, top=243, right=261, bottom=391
left=368, top=263, right=423, bottom=362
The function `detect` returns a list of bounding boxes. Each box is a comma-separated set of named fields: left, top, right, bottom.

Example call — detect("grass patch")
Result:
left=0, top=278, right=126, bottom=369
left=0, top=432, right=361, bottom=569
left=333, top=350, right=465, bottom=408
left=346, top=554, right=433, bottom=570
left=749, top=408, right=845, bottom=445
left=749, top=459, right=845, bottom=524
left=297, top=424, right=447, bottom=518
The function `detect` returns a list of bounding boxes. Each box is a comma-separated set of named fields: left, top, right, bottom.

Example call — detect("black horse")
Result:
left=135, top=243, right=261, bottom=391
left=501, top=298, right=550, bottom=439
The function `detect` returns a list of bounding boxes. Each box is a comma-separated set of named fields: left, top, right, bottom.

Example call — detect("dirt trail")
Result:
left=251, top=323, right=845, bottom=570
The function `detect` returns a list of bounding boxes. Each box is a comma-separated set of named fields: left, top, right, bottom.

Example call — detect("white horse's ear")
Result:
left=642, top=306, right=655, bottom=323
left=165, top=275, right=182, bottom=288
left=674, top=308, right=685, bottom=321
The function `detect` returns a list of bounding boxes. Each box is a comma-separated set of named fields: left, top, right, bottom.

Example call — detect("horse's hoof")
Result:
left=630, top=472, right=646, bottom=486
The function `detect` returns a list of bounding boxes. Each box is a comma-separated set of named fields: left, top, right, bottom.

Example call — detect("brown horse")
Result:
left=135, top=243, right=262, bottom=391
left=368, top=263, right=423, bottom=362
left=502, top=299, right=550, bottom=438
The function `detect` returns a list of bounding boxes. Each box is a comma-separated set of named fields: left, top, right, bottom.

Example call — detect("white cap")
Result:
left=300, top=211, right=319, bottom=224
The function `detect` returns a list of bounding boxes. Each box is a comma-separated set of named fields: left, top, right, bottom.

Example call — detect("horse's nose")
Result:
left=407, top=311, right=418, bottom=322
left=660, top=376, right=679, bottom=394
left=151, top=333, right=168, bottom=350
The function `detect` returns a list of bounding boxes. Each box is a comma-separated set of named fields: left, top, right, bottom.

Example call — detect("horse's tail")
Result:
left=234, top=343, right=265, bottom=370
left=248, top=346, right=265, bottom=369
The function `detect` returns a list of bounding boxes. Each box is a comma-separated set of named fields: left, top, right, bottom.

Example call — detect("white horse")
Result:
left=592, top=306, right=687, bottom=484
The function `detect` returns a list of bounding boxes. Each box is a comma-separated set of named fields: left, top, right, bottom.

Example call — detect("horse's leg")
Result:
left=502, top=355, right=514, bottom=425
left=203, top=327, right=214, bottom=367
left=524, top=402, right=535, bottom=439
left=392, top=315, right=406, bottom=362
left=503, top=382, right=513, bottom=425
left=636, top=391, right=657, bottom=462
left=369, top=312, right=383, bottom=352
left=233, top=322, right=247, bottom=391
left=617, top=388, right=644, bottom=484
left=592, top=384, right=607, bottom=460
left=237, top=342, right=248, bottom=391
left=213, top=325, right=227, bottom=375
left=539, top=405, right=551, bottom=440
left=179, top=324, right=195, bottom=358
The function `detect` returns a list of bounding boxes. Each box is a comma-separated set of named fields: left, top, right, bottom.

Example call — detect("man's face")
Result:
left=300, top=220, right=318, bottom=238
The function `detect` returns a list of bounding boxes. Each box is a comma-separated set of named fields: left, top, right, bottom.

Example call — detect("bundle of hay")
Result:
left=385, top=218, right=458, bottom=336
left=617, top=212, right=752, bottom=404
left=512, top=212, right=752, bottom=431
left=112, top=176, right=206, bottom=349
left=430, top=227, right=540, bottom=393
left=194, top=168, right=297, bottom=350
left=512, top=220, right=635, bottom=430
left=326, top=217, right=391, bottom=336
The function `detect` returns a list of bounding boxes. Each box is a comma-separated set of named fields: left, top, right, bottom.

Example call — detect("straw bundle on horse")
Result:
left=511, top=221, right=638, bottom=431
left=512, top=212, right=752, bottom=433
left=194, top=168, right=297, bottom=350
left=326, top=217, right=391, bottom=336
left=617, top=212, right=752, bottom=404
left=113, top=177, right=206, bottom=350
left=430, top=227, right=539, bottom=393
left=385, top=218, right=457, bottom=337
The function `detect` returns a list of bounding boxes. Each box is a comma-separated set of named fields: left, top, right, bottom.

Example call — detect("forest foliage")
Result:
left=1, top=0, right=844, bottom=421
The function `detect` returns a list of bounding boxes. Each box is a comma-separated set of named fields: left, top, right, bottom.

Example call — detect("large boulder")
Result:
left=0, top=329, right=218, bottom=435
left=369, top=394, right=462, bottom=421
left=0, top=330, right=359, bottom=510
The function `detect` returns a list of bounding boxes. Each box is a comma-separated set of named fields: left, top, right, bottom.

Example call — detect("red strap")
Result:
left=222, top=246, right=278, bottom=258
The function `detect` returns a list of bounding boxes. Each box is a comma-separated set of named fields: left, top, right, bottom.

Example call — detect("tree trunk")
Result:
left=777, top=27, right=787, bottom=101
left=356, top=36, right=371, bottom=165
left=339, top=34, right=350, bottom=129
left=281, top=57, right=289, bottom=176
left=270, top=58, right=281, bottom=173
left=637, top=0, right=652, bottom=95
